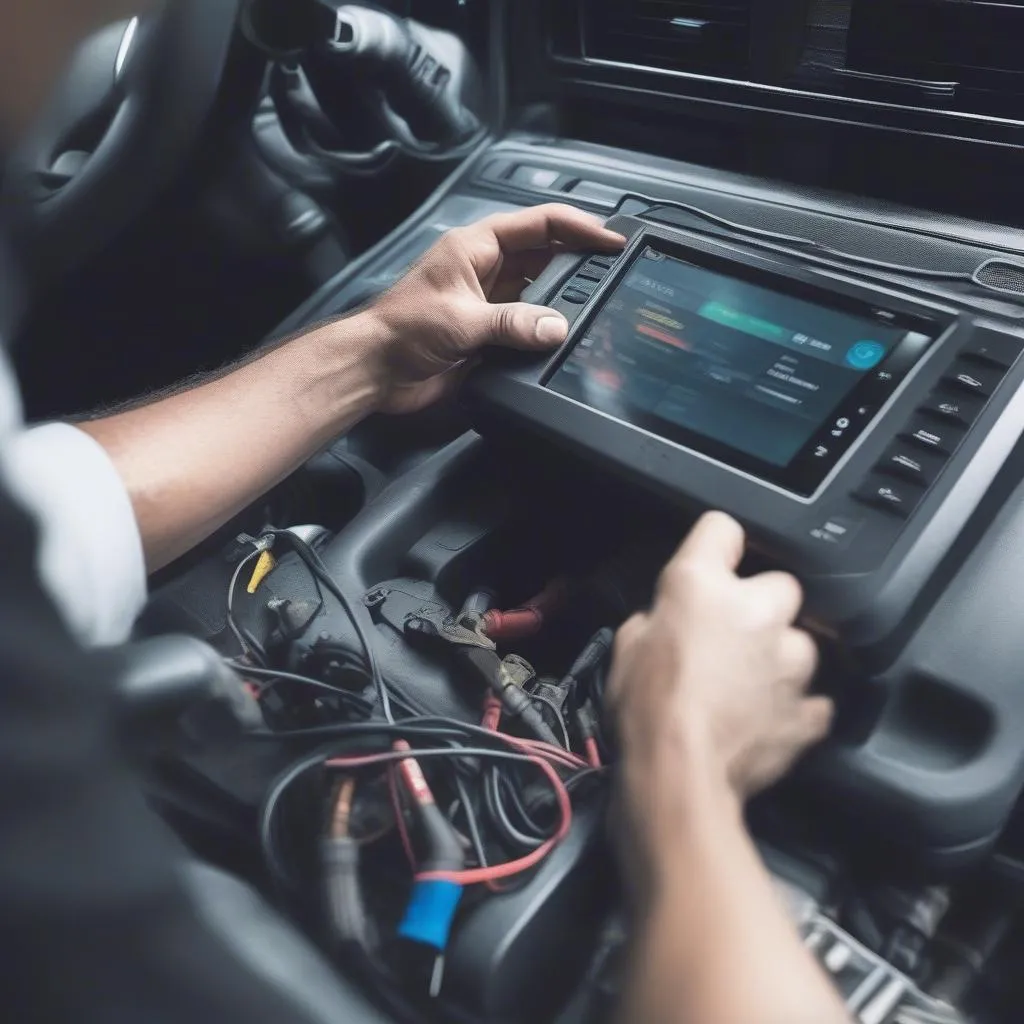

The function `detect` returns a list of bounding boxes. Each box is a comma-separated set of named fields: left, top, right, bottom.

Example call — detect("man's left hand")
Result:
left=361, top=203, right=626, bottom=414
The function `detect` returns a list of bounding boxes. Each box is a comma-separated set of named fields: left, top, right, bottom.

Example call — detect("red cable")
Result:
left=420, top=752, right=571, bottom=886
left=325, top=748, right=573, bottom=886
left=482, top=578, right=571, bottom=641
left=481, top=608, right=544, bottom=641
left=481, top=692, right=503, bottom=732
left=478, top=695, right=589, bottom=769
left=482, top=688, right=588, bottom=770
left=584, top=737, right=602, bottom=769
left=387, top=766, right=417, bottom=870
left=513, top=737, right=589, bottom=771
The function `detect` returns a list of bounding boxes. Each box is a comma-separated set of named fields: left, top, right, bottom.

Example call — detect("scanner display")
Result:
left=547, top=244, right=932, bottom=495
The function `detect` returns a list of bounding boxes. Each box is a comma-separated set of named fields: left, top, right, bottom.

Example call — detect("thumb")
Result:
left=485, top=302, right=569, bottom=351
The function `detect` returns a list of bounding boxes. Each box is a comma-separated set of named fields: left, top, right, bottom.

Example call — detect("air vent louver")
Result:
left=847, top=0, right=1024, bottom=118
left=583, top=0, right=752, bottom=79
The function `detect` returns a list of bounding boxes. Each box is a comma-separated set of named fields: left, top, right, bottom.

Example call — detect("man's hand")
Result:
left=609, top=513, right=849, bottom=1024
left=363, top=203, right=626, bottom=413
left=606, top=516, right=847, bottom=1024
left=608, top=511, right=833, bottom=874
left=78, top=203, right=623, bottom=571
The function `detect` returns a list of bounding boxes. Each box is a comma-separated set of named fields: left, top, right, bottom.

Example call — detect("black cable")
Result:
left=248, top=714, right=591, bottom=756
left=528, top=690, right=571, bottom=750
left=565, top=769, right=608, bottom=795
left=226, top=547, right=268, bottom=665
left=267, top=530, right=396, bottom=723
left=261, top=737, right=586, bottom=893
left=453, top=772, right=489, bottom=871
left=484, top=767, right=544, bottom=850
left=590, top=662, right=609, bottom=712
left=481, top=765, right=516, bottom=849
left=497, top=767, right=550, bottom=839
left=261, top=746, right=332, bottom=897
left=456, top=768, right=533, bottom=898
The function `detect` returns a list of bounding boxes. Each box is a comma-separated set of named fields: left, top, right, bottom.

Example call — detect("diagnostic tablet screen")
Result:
left=547, top=242, right=932, bottom=495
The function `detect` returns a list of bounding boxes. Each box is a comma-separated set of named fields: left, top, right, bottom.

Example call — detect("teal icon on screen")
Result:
left=845, top=340, right=886, bottom=371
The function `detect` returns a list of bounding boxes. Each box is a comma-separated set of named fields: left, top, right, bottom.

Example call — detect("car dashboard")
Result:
left=136, top=3, right=1024, bottom=1023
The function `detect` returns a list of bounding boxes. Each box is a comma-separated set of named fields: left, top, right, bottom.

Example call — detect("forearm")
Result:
left=79, top=312, right=390, bottom=571
left=620, top=771, right=849, bottom=1024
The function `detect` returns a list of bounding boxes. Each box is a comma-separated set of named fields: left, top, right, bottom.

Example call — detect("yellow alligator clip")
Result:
left=247, top=550, right=276, bottom=594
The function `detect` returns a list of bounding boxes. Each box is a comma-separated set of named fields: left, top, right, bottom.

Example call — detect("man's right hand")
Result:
left=607, top=512, right=834, bottom=875
left=609, top=512, right=852, bottom=1024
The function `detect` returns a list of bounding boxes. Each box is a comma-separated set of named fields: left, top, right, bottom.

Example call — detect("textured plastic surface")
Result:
left=445, top=800, right=613, bottom=1023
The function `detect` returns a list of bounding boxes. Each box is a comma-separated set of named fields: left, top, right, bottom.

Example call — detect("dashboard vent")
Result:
left=845, top=0, right=1024, bottom=118
left=582, top=1, right=752, bottom=79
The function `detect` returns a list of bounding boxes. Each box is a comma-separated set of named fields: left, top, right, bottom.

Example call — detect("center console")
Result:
left=261, top=132, right=1024, bottom=873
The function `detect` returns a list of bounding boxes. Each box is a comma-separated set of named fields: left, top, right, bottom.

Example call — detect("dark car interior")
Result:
left=7, top=1, right=1024, bottom=1021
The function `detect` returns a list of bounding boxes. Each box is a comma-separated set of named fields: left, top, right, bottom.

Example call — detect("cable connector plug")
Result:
left=560, top=627, right=615, bottom=693
left=322, top=778, right=376, bottom=950
left=481, top=578, right=571, bottom=641
left=391, top=740, right=466, bottom=994
left=323, top=836, right=376, bottom=949
left=398, top=878, right=463, bottom=952
left=575, top=700, right=603, bottom=768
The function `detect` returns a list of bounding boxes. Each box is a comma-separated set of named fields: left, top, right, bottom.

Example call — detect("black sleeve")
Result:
left=0, top=475, right=391, bottom=1023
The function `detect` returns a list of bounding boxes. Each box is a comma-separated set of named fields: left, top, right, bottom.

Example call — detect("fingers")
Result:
left=798, top=696, right=835, bottom=745
left=779, top=627, right=820, bottom=687
left=479, top=203, right=627, bottom=255
left=607, top=614, right=648, bottom=706
left=675, top=511, right=746, bottom=572
left=483, top=301, right=570, bottom=350
left=615, top=613, right=647, bottom=654
left=743, top=571, right=805, bottom=625
left=489, top=249, right=561, bottom=303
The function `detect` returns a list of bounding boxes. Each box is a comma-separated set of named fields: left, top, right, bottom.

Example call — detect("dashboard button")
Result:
left=961, top=333, right=1023, bottom=370
left=878, top=445, right=943, bottom=487
left=588, top=254, right=618, bottom=270
left=509, top=165, right=563, bottom=191
left=942, top=362, right=1002, bottom=398
left=567, top=276, right=597, bottom=296
left=566, top=181, right=626, bottom=210
left=919, top=391, right=983, bottom=427
left=902, top=416, right=964, bottom=455
left=561, top=287, right=591, bottom=304
left=576, top=266, right=606, bottom=283
left=854, top=477, right=922, bottom=519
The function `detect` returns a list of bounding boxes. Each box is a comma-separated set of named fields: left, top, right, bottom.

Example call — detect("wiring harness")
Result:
left=224, top=535, right=615, bottom=1006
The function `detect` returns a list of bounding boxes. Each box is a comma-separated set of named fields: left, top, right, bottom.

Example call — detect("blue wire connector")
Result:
left=398, top=879, right=463, bottom=951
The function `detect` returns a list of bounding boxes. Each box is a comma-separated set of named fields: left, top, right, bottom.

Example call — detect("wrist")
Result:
left=297, top=309, right=397, bottom=427
left=651, top=712, right=740, bottom=811
left=625, top=722, right=743, bottom=884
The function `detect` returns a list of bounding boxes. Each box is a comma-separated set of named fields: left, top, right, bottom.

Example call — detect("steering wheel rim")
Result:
left=2, top=0, right=248, bottom=287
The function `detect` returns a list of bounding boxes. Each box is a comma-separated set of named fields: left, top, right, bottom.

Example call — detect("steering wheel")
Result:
left=2, top=0, right=252, bottom=287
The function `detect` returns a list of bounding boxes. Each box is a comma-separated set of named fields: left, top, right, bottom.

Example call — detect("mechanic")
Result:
left=0, top=2, right=845, bottom=1022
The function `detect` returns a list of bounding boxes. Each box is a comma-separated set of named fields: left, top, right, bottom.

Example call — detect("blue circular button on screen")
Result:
left=845, top=341, right=886, bottom=371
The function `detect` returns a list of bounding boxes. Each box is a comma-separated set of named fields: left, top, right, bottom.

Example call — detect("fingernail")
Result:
left=535, top=315, right=569, bottom=344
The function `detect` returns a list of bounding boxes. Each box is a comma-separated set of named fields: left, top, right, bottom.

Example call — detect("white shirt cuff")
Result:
left=1, top=422, right=147, bottom=646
